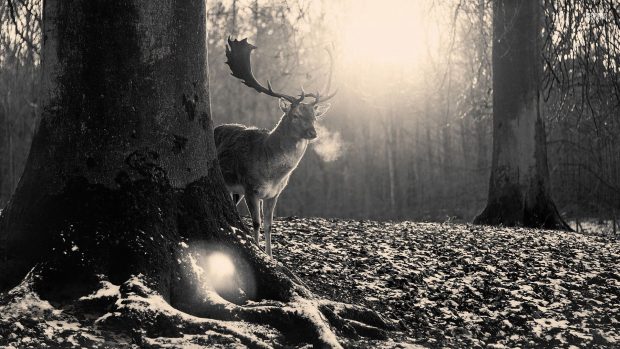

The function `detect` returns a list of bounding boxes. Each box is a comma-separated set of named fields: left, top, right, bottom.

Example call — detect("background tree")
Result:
left=0, top=0, right=40, bottom=207
left=542, top=0, right=620, bottom=232
left=2, top=0, right=619, bottom=231
left=0, top=0, right=390, bottom=347
left=474, top=0, right=570, bottom=229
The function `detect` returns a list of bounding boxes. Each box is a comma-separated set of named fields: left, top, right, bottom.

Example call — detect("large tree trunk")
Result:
left=0, top=1, right=391, bottom=347
left=0, top=0, right=227, bottom=295
left=474, top=0, right=569, bottom=230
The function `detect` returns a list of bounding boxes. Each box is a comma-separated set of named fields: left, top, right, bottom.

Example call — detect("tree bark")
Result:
left=474, top=0, right=570, bottom=230
left=0, top=0, right=224, bottom=294
left=0, top=1, right=391, bottom=346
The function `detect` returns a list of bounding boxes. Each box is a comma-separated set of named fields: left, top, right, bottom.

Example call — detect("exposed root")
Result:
left=318, top=300, right=396, bottom=339
left=180, top=278, right=394, bottom=348
left=100, top=275, right=393, bottom=348
left=95, top=276, right=277, bottom=349
left=2, top=265, right=396, bottom=348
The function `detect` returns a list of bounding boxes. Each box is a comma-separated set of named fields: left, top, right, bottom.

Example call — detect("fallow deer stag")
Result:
left=215, top=38, right=336, bottom=257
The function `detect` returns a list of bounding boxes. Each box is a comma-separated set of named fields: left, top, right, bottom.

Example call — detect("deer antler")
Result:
left=226, top=37, right=303, bottom=105
left=306, top=47, right=337, bottom=105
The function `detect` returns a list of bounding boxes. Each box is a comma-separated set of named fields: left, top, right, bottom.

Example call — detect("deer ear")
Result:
left=279, top=98, right=291, bottom=113
left=314, top=103, right=331, bottom=118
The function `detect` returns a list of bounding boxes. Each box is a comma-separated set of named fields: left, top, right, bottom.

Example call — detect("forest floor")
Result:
left=272, top=217, right=620, bottom=348
left=1, top=217, right=619, bottom=348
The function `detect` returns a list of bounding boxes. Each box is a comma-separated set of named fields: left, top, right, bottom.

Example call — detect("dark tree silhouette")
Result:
left=0, top=1, right=391, bottom=347
left=474, top=0, right=570, bottom=230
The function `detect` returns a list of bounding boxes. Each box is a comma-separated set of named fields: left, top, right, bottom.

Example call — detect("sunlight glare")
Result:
left=338, top=0, right=435, bottom=69
left=205, top=252, right=236, bottom=280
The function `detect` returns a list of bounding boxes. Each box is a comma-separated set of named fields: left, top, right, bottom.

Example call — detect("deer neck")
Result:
left=267, top=117, right=308, bottom=164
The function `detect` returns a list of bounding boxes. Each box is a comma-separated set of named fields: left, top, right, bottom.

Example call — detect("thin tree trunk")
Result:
left=475, top=0, right=489, bottom=180
left=7, top=121, right=13, bottom=195
left=386, top=112, right=397, bottom=214
left=231, top=0, right=238, bottom=37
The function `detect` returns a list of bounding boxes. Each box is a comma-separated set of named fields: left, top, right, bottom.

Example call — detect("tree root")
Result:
left=178, top=279, right=393, bottom=348
left=95, top=275, right=278, bottom=349
left=91, top=274, right=394, bottom=349
left=3, top=255, right=395, bottom=348
left=59, top=275, right=394, bottom=349
left=318, top=300, right=395, bottom=338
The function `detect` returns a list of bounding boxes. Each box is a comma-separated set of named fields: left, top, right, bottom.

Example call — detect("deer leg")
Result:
left=263, top=196, right=278, bottom=258
left=245, top=194, right=262, bottom=247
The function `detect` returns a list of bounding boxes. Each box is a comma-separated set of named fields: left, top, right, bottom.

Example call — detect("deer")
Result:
left=214, top=38, right=335, bottom=257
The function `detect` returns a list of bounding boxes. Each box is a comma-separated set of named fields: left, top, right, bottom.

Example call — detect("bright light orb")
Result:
left=338, top=0, right=439, bottom=70
left=205, top=252, right=235, bottom=280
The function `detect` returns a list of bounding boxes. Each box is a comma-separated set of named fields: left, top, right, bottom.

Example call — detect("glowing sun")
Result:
left=338, top=0, right=438, bottom=69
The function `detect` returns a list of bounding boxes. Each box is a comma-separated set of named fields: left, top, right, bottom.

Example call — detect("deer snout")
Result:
left=304, top=128, right=318, bottom=139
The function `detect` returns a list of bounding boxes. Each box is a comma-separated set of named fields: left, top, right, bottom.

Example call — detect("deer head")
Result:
left=225, top=37, right=336, bottom=139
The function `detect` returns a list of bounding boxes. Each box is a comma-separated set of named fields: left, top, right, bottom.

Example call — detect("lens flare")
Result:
left=205, top=252, right=235, bottom=280
left=185, top=243, right=257, bottom=303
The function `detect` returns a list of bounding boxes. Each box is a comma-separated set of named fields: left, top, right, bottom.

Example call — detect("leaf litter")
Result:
left=273, top=218, right=620, bottom=348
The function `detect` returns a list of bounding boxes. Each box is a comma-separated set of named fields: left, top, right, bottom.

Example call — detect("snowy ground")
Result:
left=565, top=219, right=618, bottom=236
left=1, top=217, right=619, bottom=348
left=272, top=218, right=620, bottom=348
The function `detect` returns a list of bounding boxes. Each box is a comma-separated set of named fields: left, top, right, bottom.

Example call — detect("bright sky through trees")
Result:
left=333, top=0, right=446, bottom=97
left=338, top=0, right=441, bottom=68
left=216, top=0, right=449, bottom=98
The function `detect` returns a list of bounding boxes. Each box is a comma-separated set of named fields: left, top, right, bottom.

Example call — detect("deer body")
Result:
left=215, top=123, right=309, bottom=200
left=215, top=101, right=328, bottom=257
left=220, top=38, right=335, bottom=257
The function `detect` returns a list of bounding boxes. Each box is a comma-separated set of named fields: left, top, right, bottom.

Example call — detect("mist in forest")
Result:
left=1, top=0, right=619, bottom=224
